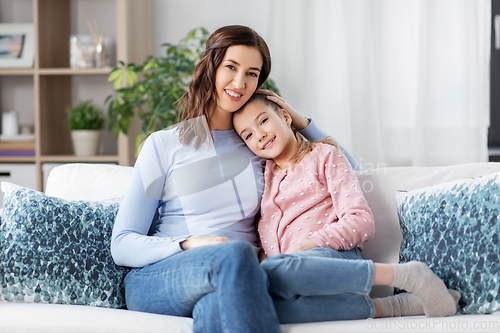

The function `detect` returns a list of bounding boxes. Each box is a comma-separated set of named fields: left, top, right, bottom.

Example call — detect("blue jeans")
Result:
left=261, top=247, right=376, bottom=323
left=124, top=241, right=280, bottom=333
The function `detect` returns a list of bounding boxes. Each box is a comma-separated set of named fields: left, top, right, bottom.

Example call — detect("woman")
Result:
left=110, top=25, right=334, bottom=333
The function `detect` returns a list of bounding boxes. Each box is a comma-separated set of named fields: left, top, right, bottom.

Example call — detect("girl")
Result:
left=111, top=25, right=348, bottom=333
left=232, top=93, right=460, bottom=323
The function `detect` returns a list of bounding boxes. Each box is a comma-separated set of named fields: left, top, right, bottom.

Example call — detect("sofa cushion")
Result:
left=0, top=182, right=129, bottom=308
left=356, top=162, right=500, bottom=297
left=395, top=171, right=500, bottom=314
left=45, top=163, right=133, bottom=202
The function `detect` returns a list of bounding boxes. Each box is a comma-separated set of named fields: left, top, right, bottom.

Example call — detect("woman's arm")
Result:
left=257, top=90, right=310, bottom=130
left=111, top=133, right=186, bottom=267
left=111, top=132, right=232, bottom=267
left=181, top=236, right=229, bottom=250
left=257, top=90, right=360, bottom=170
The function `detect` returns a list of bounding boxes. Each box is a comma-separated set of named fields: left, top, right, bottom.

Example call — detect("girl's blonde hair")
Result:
left=238, top=94, right=339, bottom=168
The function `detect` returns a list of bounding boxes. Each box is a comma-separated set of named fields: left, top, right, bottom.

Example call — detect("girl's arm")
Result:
left=258, top=90, right=359, bottom=170
left=309, top=145, right=374, bottom=251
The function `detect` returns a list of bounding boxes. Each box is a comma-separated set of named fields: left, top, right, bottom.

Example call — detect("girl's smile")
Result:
left=262, top=137, right=275, bottom=150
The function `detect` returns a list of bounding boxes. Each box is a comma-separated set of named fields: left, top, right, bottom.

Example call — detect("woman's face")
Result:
left=214, top=45, right=263, bottom=115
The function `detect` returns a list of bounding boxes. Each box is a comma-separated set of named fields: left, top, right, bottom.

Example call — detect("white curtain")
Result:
left=267, top=0, right=491, bottom=167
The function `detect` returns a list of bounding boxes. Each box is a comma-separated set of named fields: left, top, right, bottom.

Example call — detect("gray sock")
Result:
left=449, top=289, right=462, bottom=310
left=376, top=289, right=461, bottom=318
left=391, top=262, right=457, bottom=317
left=377, top=293, right=424, bottom=317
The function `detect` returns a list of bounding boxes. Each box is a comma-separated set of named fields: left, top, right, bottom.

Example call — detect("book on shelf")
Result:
left=0, top=140, right=35, bottom=157
left=0, top=134, right=35, bottom=142
left=0, top=141, right=35, bottom=151
left=0, top=150, right=35, bottom=156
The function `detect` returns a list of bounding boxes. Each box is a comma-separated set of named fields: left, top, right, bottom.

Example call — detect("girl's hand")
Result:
left=285, top=239, right=319, bottom=254
left=181, top=236, right=229, bottom=250
left=256, top=90, right=310, bottom=130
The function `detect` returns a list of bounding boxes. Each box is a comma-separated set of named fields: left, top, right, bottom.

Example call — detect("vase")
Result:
left=70, top=130, right=101, bottom=156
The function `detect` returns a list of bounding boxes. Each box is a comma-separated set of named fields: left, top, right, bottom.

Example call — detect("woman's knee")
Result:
left=219, top=240, right=255, bottom=259
left=214, top=241, right=260, bottom=271
left=210, top=241, right=269, bottom=288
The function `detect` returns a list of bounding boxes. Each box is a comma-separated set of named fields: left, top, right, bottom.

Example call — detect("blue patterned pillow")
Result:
left=0, top=182, right=129, bottom=308
left=395, top=171, right=500, bottom=314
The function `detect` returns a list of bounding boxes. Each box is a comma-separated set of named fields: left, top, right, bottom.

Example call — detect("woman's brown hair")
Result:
left=177, top=25, right=272, bottom=149
left=238, top=93, right=339, bottom=169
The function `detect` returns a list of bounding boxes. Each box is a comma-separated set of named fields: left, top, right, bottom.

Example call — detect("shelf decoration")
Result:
left=70, top=20, right=109, bottom=69
left=0, top=23, right=34, bottom=68
left=2, top=110, right=18, bottom=137
left=67, top=100, right=105, bottom=156
left=70, top=35, right=95, bottom=69
left=86, top=20, right=108, bottom=68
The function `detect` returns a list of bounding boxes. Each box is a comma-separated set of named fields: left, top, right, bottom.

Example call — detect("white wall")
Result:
left=155, top=0, right=272, bottom=56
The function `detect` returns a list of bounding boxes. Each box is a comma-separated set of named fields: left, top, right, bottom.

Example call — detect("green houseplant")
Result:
left=106, top=27, right=279, bottom=155
left=66, top=100, right=105, bottom=156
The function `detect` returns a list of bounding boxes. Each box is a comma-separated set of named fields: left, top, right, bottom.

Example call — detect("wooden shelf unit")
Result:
left=0, top=69, right=35, bottom=76
left=0, top=0, right=154, bottom=190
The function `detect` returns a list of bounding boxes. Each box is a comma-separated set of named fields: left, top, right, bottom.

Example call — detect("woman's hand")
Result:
left=285, top=239, right=319, bottom=254
left=181, top=236, right=229, bottom=250
left=256, top=90, right=310, bottom=130
left=258, top=250, right=268, bottom=262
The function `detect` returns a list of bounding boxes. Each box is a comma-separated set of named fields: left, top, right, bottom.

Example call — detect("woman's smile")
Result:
left=225, top=88, right=243, bottom=101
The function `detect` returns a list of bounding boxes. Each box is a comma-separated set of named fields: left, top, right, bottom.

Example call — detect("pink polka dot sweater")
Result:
left=258, top=143, right=374, bottom=256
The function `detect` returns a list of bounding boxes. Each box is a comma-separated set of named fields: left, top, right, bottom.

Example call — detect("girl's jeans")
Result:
left=261, top=247, right=376, bottom=323
left=123, top=240, right=280, bottom=333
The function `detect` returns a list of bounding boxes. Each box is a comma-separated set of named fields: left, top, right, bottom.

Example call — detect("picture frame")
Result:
left=0, top=23, right=34, bottom=68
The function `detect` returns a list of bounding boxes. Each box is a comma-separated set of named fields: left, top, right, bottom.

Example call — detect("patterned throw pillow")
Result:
left=395, top=171, right=500, bottom=314
left=0, top=182, right=129, bottom=308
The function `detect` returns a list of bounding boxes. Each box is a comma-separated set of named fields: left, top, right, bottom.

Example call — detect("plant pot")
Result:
left=70, top=130, right=101, bottom=156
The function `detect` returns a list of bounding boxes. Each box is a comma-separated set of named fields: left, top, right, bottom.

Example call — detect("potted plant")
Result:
left=66, top=99, right=105, bottom=156
left=106, top=27, right=279, bottom=156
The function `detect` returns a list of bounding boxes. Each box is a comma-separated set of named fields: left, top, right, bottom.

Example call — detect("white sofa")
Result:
left=2, top=162, right=500, bottom=333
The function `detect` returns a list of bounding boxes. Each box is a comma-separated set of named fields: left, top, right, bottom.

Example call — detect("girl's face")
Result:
left=233, top=100, right=298, bottom=167
left=214, top=45, right=263, bottom=115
